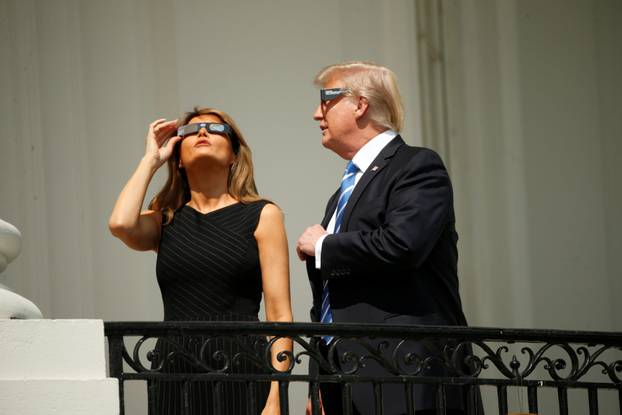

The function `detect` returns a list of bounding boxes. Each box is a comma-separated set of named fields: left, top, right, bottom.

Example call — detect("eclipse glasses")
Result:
left=320, top=88, right=351, bottom=101
left=177, top=122, right=239, bottom=153
left=177, top=122, right=232, bottom=137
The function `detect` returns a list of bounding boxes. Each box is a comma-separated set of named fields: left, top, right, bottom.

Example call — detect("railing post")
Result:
left=107, top=334, right=125, bottom=415
left=247, top=381, right=258, bottom=414
left=527, top=385, right=538, bottom=414
left=147, top=379, right=157, bottom=415
left=497, top=385, right=508, bottom=415
left=588, top=387, right=599, bottom=415
left=373, top=382, right=384, bottom=415
left=278, top=380, right=290, bottom=415
left=342, top=382, right=353, bottom=415
left=405, top=382, right=415, bottom=415
left=310, top=381, right=321, bottom=415
left=557, top=386, right=568, bottom=415
left=436, top=383, right=447, bottom=415
left=182, top=381, right=191, bottom=415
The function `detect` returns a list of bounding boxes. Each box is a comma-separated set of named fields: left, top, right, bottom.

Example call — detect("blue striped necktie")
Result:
left=320, top=161, right=359, bottom=342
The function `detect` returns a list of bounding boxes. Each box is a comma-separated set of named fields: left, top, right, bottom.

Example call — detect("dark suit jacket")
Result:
left=307, top=136, right=472, bottom=413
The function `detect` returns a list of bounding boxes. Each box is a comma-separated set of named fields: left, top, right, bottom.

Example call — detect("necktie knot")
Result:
left=343, top=160, right=358, bottom=178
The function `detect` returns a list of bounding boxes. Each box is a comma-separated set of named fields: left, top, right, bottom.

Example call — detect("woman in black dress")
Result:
left=109, top=107, right=293, bottom=414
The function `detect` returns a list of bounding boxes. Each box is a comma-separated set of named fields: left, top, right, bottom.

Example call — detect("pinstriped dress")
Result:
left=152, top=200, right=271, bottom=415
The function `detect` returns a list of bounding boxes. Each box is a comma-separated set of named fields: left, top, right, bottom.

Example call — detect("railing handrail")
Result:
left=104, top=321, right=622, bottom=345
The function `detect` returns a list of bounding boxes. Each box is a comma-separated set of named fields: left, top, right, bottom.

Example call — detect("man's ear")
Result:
left=354, top=96, right=369, bottom=119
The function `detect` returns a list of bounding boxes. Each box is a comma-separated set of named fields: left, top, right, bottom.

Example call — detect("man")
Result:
left=297, top=61, right=477, bottom=415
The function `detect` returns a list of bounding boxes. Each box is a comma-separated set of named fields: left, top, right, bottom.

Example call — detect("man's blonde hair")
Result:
left=314, top=61, right=404, bottom=132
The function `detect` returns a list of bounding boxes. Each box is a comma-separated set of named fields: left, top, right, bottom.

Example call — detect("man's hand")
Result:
left=296, top=224, right=327, bottom=260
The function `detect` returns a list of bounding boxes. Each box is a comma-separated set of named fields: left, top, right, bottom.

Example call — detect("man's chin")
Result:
left=321, top=135, right=334, bottom=150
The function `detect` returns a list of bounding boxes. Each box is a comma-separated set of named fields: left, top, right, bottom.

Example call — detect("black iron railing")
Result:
left=104, top=322, right=622, bottom=415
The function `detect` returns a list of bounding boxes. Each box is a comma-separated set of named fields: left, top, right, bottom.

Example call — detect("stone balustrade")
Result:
left=0, top=218, right=42, bottom=319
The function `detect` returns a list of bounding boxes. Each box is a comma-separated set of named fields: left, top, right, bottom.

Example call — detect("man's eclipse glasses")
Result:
left=320, top=88, right=351, bottom=102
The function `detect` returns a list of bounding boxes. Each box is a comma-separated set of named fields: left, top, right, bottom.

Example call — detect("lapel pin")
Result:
left=371, top=165, right=379, bottom=171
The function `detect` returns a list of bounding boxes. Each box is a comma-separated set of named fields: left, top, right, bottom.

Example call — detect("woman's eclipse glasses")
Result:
left=177, top=122, right=239, bottom=154
left=178, top=122, right=232, bottom=137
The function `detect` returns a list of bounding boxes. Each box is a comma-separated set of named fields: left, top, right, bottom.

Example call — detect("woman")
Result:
left=109, top=107, right=292, bottom=414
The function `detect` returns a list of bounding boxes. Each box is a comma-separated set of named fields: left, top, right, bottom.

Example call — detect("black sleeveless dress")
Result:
left=152, top=200, right=271, bottom=415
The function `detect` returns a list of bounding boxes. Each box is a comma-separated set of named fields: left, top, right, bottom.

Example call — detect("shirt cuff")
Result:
left=314, top=234, right=329, bottom=269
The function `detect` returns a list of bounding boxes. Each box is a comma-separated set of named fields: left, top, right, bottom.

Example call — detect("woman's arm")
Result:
left=255, top=203, right=293, bottom=414
left=108, top=119, right=181, bottom=252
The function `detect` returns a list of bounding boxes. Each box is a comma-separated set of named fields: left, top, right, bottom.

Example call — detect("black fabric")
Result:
left=314, top=338, right=470, bottom=415
left=152, top=201, right=271, bottom=415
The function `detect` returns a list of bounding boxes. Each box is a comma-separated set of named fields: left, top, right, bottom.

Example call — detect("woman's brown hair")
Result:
left=148, top=107, right=261, bottom=223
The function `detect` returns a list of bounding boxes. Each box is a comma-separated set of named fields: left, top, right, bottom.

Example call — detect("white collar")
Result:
left=351, top=130, right=398, bottom=173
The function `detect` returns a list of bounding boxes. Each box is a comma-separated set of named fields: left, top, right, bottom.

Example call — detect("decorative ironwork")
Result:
left=104, top=322, right=622, bottom=415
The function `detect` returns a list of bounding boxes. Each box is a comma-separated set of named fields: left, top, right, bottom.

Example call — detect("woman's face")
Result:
left=178, top=114, right=235, bottom=170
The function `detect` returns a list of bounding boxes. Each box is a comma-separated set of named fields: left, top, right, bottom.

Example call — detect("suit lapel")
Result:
left=340, top=136, right=404, bottom=230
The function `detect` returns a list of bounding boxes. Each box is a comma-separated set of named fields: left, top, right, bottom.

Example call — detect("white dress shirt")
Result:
left=315, top=130, right=398, bottom=268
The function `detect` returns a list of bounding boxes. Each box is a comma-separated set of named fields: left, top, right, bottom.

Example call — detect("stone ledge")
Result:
left=0, top=379, right=118, bottom=415
left=0, top=319, right=107, bottom=379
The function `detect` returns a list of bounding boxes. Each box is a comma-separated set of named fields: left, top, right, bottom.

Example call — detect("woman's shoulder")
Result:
left=256, top=200, right=281, bottom=217
left=237, top=198, right=282, bottom=230
left=254, top=201, right=284, bottom=238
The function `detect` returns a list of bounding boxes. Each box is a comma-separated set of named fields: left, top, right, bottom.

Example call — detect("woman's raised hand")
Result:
left=144, top=118, right=182, bottom=168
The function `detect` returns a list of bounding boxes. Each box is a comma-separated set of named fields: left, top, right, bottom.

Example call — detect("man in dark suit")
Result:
left=297, top=61, right=476, bottom=415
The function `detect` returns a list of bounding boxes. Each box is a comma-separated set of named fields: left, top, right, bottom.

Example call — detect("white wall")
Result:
left=594, top=0, right=622, bottom=331
left=442, top=0, right=621, bottom=412
left=1, top=0, right=620, bottom=413
left=0, top=0, right=421, bottom=412
left=442, top=0, right=621, bottom=332
left=0, top=0, right=421, bottom=320
left=516, top=0, right=621, bottom=331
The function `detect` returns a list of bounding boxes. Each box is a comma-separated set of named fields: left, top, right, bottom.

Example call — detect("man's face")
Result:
left=313, top=79, right=358, bottom=157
